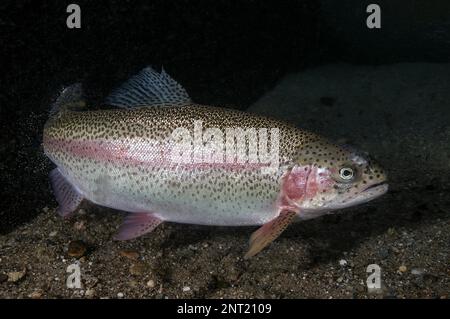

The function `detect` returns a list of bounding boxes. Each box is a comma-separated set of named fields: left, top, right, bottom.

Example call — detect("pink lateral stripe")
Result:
left=44, top=137, right=272, bottom=172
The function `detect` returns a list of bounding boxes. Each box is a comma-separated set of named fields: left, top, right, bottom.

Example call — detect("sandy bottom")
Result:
left=0, top=63, right=449, bottom=298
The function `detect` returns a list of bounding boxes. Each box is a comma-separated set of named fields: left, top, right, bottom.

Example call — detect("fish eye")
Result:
left=339, top=167, right=354, bottom=180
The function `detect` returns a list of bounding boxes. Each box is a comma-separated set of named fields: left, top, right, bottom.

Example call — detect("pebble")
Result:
left=49, top=231, right=58, bottom=237
left=85, top=288, right=95, bottom=298
left=119, top=249, right=140, bottom=260
left=182, top=286, right=191, bottom=292
left=146, top=279, right=155, bottom=288
left=117, top=292, right=124, bottom=298
left=29, top=290, right=43, bottom=299
left=339, top=259, right=348, bottom=266
left=398, top=265, right=407, bottom=273
left=7, top=269, right=26, bottom=282
left=74, top=220, right=86, bottom=231
left=411, top=268, right=425, bottom=276
left=67, top=240, right=87, bottom=258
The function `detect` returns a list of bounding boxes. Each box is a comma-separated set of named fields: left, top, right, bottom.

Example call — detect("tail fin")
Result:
left=49, top=83, right=85, bottom=116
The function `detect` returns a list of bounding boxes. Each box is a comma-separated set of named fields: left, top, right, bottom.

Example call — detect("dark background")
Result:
left=1, top=0, right=450, bottom=233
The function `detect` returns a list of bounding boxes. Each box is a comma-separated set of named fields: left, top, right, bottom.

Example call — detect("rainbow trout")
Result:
left=43, top=67, right=388, bottom=258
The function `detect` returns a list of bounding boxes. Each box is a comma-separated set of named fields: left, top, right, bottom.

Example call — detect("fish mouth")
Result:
left=331, top=181, right=388, bottom=210
left=363, top=181, right=388, bottom=192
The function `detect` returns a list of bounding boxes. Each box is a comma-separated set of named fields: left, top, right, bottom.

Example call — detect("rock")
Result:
left=398, top=265, right=407, bottom=273
left=117, top=292, right=124, bottom=298
left=7, top=269, right=26, bottom=282
left=74, top=220, right=86, bottom=231
left=182, top=286, right=191, bottom=292
left=85, top=288, right=95, bottom=298
left=67, top=240, right=87, bottom=258
left=28, top=290, right=43, bottom=299
left=339, top=259, right=348, bottom=266
left=129, top=262, right=146, bottom=275
left=146, top=279, right=155, bottom=288
left=411, top=268, right=425, bottom=276
left=119, top=249, right=139, bottom=260
left=49, top=231, right=58, bottom=237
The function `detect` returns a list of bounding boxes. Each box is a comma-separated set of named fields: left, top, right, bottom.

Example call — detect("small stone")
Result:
left=337, top=277, right=343, bottom=283
left=182, top=286, right=191, bottom=292
left=67, top=240, right=87, bottom=258
left=49, top=231, right=58, bottom=237
left=398, top=265, right=407, bottom=273
left=129, top=262, right=146, bottom=275
left=119, top=249, right=139, bottom=260
left=74, top=220, right=86, bottom=231
left=411, top=268, right=425, bottom=276
left=339, top=259, right=348, bottom=266
left=7, top=269, right=26, bottom=282
left=43, top=206, right=49, bottom=213
left=85, top=288, right=95, bottom=298
left=146, top=279, right=155, bottom=288
left=29, top=290, right=43, bottom=299
left=117, top=292, right=124, bottom=298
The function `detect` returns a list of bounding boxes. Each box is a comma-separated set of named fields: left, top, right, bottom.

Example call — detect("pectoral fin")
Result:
left=114, top=213, right=163, bottom=240
left=244, top=211, right=297, bottom=259
left=49, top=168, right=84, bottom=218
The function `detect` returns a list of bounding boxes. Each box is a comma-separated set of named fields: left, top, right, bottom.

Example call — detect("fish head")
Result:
left=284, top=137, right=388, bottom=215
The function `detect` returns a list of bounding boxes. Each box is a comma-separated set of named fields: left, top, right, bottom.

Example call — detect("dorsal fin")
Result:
left=50, top=83, right=86, bottom=116
left=105, top=67, right=191, bottom=108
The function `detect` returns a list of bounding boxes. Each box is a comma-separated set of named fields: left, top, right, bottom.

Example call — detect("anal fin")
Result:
left=49, top=168, right=84, bottom=218
left=114, top=213, right=163, bottom=241
left=244, top=211, right=297, bottom=259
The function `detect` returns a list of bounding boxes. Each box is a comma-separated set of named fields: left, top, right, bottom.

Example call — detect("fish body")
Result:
left=45, top=105, right=300, bottom=226
left=43, top=67, right=388, bottom=257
